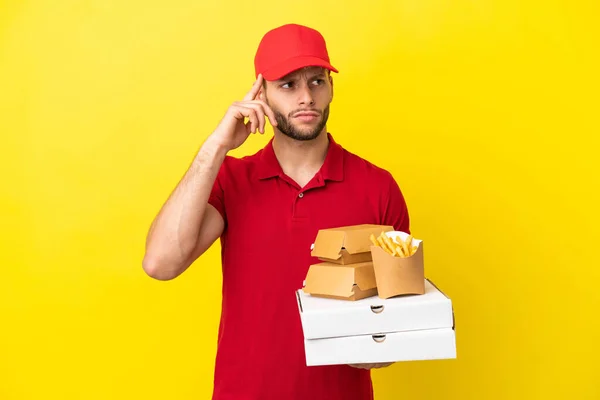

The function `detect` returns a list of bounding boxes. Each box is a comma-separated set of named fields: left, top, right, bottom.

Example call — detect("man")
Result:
left=143, top=23, right=411, bottom=400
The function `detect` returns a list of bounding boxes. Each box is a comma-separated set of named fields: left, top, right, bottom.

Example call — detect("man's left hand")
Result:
left=348, top=363, right=394, bottom=370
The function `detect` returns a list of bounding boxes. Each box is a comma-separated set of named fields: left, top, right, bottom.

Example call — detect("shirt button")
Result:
left=298, top=192, right=304, bottom=198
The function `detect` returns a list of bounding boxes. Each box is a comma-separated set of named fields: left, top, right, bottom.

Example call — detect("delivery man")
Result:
left=143, top=23, right=411, bottom=400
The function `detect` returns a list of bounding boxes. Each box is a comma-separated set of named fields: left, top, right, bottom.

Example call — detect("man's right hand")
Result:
left=210, top=74, right=278, bottom=152
left=144, top=76, right=278, bottom=281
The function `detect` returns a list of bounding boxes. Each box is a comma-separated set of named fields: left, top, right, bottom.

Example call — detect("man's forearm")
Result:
left=144, top=136, right=228, bottom=273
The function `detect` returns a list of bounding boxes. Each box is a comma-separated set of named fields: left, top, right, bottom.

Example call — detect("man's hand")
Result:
left=348, top=362, right=394, bottom=370
left=209, top=73, right=278, bottom=152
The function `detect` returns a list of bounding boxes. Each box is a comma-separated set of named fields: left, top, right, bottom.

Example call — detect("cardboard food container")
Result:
left=297, top=279, right=454, bottom=340
left=311, top=224, right=394, bottom=265
left=296, top=279, right=457, bottom=366
left=303, top=327, right=456, bottom=367
left=302, top=261, right=378, bottom=301
left=371, top=231, right=425, bottom=299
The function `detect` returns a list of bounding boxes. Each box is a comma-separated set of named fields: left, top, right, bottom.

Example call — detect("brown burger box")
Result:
left=310, top=224, right=395, bottom=265
left=370, top=231, right=425, bottom=299
left=302, top=261, right=378, bottom=301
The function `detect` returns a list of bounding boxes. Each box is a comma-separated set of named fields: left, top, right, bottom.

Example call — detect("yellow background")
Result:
left=2, top=1, right=599, bottom=399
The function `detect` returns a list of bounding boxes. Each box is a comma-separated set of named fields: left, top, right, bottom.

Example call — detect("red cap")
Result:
left=254, top=24, right=339, bottom=81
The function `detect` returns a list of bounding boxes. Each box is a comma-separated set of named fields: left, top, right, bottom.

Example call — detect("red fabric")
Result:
left=208, top=133, right=410, bottom=400
left=254, top=23, right=339, bottom=81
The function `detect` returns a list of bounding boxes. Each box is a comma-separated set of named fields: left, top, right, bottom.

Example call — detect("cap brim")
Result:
left=260, top=55, right=339, bottom=81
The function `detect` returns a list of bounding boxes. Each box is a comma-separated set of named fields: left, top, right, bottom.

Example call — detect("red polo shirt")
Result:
left=208, top=133, right=410, bottom=400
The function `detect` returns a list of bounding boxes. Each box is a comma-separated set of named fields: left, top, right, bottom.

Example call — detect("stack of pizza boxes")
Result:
left=297, top=224, right=457, bottom=366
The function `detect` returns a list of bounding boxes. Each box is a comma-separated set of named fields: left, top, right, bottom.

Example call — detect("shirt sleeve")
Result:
left=207, top=160, right=227, bottom=227
left=382, top=172, right=411, bottom=234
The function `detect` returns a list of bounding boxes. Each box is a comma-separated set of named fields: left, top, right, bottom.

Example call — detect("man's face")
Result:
left=261, top=66, right=333, bottom=141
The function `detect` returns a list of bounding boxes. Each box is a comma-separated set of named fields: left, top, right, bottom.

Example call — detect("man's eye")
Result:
left=312, top=79, right=324, bottom=85
left=281, top=82, right=293, bottom=89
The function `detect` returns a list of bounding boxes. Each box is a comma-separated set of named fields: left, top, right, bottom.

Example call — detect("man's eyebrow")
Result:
left=309, top=72, right=327, bottom=80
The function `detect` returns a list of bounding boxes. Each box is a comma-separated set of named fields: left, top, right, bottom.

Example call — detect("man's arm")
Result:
left=142, top=138, right=228, bottom=280
left=142, top=74, right=277, bottom=280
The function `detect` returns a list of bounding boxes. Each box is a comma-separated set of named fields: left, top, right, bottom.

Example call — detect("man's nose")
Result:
left=297, top=83, right=315, bottom=106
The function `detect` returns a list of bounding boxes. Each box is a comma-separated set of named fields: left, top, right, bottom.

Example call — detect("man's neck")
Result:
left=271, top=129, right=329, bottom=187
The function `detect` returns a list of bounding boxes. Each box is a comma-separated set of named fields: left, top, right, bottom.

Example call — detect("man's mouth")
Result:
left=293, top=111, right=320, bottom=122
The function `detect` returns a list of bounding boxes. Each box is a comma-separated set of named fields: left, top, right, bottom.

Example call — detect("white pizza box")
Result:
left=304, top=327, right=457, bottom=366
left=296, top=279, right=454, bottom=340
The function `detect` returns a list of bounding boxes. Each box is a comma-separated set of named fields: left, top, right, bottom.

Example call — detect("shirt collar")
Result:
left=256, top=132, right=344, bottom=182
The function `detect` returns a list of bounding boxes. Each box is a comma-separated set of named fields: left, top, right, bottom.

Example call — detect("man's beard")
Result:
left=270, top=104, right=330, bottom=141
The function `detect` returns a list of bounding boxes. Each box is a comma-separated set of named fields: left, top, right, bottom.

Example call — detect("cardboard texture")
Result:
left=311, top=224, right=394, bottom=264
left=299, top=226, right=456, bottom=366
left=303, top=327, right=456, bottom=366
left=302, top=261, right=378, bottom=301
left=371, top=231, right=425, bottom=298
left=296, top=278, right=457, bottom=366
left=297, top=279, right=454, bottom=339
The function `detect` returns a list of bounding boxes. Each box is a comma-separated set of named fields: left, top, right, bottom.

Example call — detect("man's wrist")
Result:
left=197, top=134, right=230, bottom=164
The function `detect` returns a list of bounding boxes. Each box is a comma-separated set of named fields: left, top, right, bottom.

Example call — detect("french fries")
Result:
left=370, top=232, right=418, bottom=258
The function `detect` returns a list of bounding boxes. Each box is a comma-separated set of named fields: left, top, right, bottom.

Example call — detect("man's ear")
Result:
left=329, top=75, right=334, bottom=101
